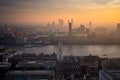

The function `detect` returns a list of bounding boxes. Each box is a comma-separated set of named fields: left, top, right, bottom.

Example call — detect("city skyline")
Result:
left=0, top=0, right=120, bottom=27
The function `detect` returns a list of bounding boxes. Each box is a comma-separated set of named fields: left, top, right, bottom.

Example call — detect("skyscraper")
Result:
left=68, top=19, right=73, bottom=36
left=117, top=23, right=120, bottom=32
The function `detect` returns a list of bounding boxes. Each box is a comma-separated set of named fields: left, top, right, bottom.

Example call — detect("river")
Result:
left=12, top=45, right=120, bottom=58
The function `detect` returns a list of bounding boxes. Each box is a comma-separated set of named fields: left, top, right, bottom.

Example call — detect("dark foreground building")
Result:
left=6, top=59, right=56, bottom=80
left=99, top=70, right=120, bottom=80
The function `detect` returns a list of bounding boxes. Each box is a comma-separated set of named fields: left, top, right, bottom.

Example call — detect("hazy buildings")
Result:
left=117, top=23, right=120, bottom=32
left=95, top=27, right=107, bottom=35
left=72, top=24, right=88, bottom=37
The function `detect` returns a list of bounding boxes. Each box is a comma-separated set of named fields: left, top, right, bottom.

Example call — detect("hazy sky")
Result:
left=0, top=0, right=120, bottom=26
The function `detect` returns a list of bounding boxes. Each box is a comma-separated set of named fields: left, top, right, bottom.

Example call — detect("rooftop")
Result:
left=16, top=60, right=56, bottom=68
left=108, top=70, right=120, bottom=80
left=6, top=70, right=54, bottom=76
left=0, top=62, right=11, bottom=67
left=102, top=59, right=120, bottom=70
left=100, top=70, right=120, bottom=80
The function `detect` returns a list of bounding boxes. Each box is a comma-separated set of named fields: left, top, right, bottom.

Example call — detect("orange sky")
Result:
left=0, top=0, right=120, bottom=27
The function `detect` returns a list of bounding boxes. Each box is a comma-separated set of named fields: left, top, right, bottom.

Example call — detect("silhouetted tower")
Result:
left=57, top=41, right=63, bottom=61
left=68, top=19, right=73, bottom=36
left=89, top=22, right=92, bottom=27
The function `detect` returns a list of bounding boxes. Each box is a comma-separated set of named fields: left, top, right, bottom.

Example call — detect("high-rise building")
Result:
left=89, top=22, right=92, bottom=27
left=68, top=19, right=73, bottom=36
left=117, top=23, right=120, bottom=32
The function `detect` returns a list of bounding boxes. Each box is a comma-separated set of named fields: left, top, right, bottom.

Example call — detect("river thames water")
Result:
left=13, top=45, right=120, bottom=58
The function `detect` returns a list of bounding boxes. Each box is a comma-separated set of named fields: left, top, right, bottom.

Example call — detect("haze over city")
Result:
left=0, top=0, right=120, bottom=28
left=0, top=0, right=120, bottom=80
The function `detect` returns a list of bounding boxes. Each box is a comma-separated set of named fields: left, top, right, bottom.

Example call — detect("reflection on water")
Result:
left=13, top=45, right=120, bottom=58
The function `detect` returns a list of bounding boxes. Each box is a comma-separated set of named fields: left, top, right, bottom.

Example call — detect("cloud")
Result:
left=64, top=0, right=114, bottom=4
left=0, top=0, right=74, bottom=14
left=108, top=0, right=120, bottom=5
left=0, top=0, right=120, bottom=13
left=90, top=0, right=113, bottom=4
left=0, top=0, right=66, bottom=12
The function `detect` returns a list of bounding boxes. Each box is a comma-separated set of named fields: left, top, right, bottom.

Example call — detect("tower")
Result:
left=57, top=41, right=63, bottom=61
left=68, top=19, right=73, bottom=36
left=117, top=23, right=120, bottom=32
left=89, top=22, right=92, bottom=28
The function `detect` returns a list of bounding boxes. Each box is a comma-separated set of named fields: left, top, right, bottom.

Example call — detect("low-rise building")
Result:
left=15, top=60, right=56, bottom=70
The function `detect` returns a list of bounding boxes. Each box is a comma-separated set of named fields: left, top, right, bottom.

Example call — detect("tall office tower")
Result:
left=68, top=19, right=73, bottom=36
left=117, top=23, right=120, bottom=32
left=89, top=22, right=92, bottom=27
